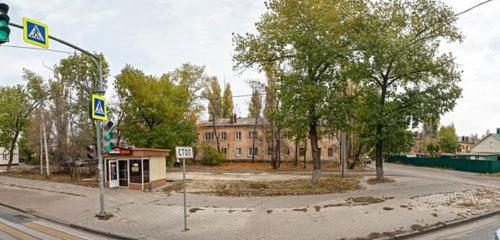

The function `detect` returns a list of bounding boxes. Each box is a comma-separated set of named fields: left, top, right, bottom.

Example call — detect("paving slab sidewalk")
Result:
left=0, top=173, right=499, bottom=240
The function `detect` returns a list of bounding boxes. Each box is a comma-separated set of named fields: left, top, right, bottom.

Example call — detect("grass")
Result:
left=347, top=196, right=386, bottom=205
left=214, top=176, right=360, bottom=196
left=366, top=177, right=395, bottom=185
left=163, top=180, right=190, bottom=193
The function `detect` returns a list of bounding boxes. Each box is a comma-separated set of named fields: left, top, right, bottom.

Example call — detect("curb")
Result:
left=0, top=202, right=138, bottom=240
left=376, top=209, right=500, bottom=240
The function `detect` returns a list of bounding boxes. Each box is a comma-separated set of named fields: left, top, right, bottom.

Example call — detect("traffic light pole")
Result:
left=8, top=21, right=108, bottom=218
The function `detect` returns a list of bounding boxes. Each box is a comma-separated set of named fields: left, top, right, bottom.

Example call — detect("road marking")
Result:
left=0, top=222, right=38, bottom=240
left=0, top=217, right=58, bottom=240
left=24, top=222, right=86, bottom=240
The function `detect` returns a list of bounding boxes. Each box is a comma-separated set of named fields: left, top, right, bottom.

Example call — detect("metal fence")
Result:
left=386, top=155, right=500, bottom=173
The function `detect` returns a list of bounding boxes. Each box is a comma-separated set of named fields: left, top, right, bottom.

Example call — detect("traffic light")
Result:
left=87, top=145, right=96, bottom=159
left=102, top=121, right=116, bottom=153
left=0, top=3, right=10, bottom=44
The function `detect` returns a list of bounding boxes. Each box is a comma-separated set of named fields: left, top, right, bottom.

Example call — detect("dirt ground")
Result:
left=0, top=167, right=99, bottom=188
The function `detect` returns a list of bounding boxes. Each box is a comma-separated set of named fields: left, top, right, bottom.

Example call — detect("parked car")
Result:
left=362, top=156, right=372, bottom=164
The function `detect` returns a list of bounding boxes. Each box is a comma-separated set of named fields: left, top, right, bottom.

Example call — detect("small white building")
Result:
left=0, top=146, right=19, bottom=166
left=470, top=129, right=500, bottom=156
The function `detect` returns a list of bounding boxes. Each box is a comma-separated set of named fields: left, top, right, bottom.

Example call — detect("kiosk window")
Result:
left=129, top=160, right=142, bottom=183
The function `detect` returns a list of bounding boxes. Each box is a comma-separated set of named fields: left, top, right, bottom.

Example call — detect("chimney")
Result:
left=233, top=114, right=237, bottom=123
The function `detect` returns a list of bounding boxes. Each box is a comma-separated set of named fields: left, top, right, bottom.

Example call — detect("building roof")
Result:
left=198, top=117, right=269, bottom=127
left=471, top=133, right=500, bottom=150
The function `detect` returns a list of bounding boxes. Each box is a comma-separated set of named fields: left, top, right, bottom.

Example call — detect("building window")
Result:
left=249, top=131, right=258, bottom=139
left=285, top=147, right=290, bottom=155
left=235, top=148, right=241, bottom=157
left=221, top=148, right=227, bottom=156
left=299, top=148, right=305, bottom=156
left=328, top=147, right=334, bottom=157
left=249, top=147, right=258, bottom=156
left=318, top=148, right=321, bottom=157
left=267, top=147, right=272, bottom=155
left=235, top=131, right=242, bottom=141
left=205, top=132, right=214, bottom=141
left=221, top=132, right=227, bottom=140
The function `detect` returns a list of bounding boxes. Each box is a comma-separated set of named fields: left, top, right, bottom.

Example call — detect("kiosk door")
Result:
left=108, top=160, right=119, bottom=188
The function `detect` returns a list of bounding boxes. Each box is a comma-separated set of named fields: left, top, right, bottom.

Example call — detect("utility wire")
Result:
left=0, top=44, right=74, bottom=54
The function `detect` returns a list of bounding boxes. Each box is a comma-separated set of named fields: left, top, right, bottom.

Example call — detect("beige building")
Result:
left=197, top=117, right=340, bottom=162
left=470, top=131, right=500, bottom=154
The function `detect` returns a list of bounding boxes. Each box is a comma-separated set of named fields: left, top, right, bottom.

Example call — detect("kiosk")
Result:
left=104, top=148, right=169, bottom=191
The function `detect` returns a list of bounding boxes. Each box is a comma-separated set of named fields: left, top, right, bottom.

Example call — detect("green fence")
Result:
left=387, top=155, right=500, bottom=173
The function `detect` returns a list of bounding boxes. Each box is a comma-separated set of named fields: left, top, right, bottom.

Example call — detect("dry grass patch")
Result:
left=183, top=161, right=369, bottom=172
left=366, top=177, right=395, bottom=185
left=1, top=169, right=99, bottom=187
left=214, top=176, right=360, bottom=196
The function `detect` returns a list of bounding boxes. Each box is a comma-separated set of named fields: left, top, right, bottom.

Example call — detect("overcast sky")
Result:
left=0, top=0, right=499, bottom=137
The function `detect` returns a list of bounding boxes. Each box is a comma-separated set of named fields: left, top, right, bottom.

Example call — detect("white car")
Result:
left=494, top=228, right=500, bottom=240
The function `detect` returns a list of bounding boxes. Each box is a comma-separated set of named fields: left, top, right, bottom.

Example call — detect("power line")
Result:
left=0, top=44, right=74, bottom=54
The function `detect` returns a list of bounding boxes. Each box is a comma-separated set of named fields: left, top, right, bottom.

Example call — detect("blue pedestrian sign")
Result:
left=91, top=95, right=107, bottom=121
left=23, top=17, right=49, bottom=49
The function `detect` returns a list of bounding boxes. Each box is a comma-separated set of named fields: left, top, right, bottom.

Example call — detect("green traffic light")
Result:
left=0, top=3, right=10, bottom=43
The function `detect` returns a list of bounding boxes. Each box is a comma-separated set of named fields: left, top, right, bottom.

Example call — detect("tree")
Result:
left=438, top=124, right=458, bottom=153
left=248, top=88, right=262, bottom=163
left=203, top=78, right=223, bottom=152
left=233, top=0, right=365, bottom=183
left=0, top=70, right=46, bottom=171
left=222, top=83, right=234, bottom=118
left=115, top=65, right=196, bottom=150
left=263, top=66, right=284, bottom=169
left=354, top=0, right=462, bottom=182
left=52, top=53, right=110, bottom=164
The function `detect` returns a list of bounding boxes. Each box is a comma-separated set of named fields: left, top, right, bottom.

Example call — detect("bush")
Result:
left=201, top=146, right=225, bottom=166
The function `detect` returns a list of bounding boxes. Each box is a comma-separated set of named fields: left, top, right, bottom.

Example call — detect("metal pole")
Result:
left=182, top=158, right=188, bottom=231
left=95, top=120, right=106, bottom=217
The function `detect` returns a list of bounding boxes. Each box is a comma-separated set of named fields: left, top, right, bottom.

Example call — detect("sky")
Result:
left=0, top=0, right=499, bottom=137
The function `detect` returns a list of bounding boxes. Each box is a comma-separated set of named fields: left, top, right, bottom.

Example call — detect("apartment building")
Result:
left=197, top=116, right=340, bottom=162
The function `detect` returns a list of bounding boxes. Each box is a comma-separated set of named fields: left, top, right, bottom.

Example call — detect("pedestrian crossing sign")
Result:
left=91, top=95, right=107, bottom=121
left=23, top=17, right=49, bottom=49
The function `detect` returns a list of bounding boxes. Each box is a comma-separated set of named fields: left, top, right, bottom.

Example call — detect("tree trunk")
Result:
left=348, top=143, right=364, bottom=169
left=303, top=139, right=307, bottom=169
left=375, top=84, right=387, bottom=183
left=310, top=122, right=321, bottom=184
left=251, top=117, right=258, bottom=163
left=294, top=138, right=298, bottom=166
left=275, top=127, right=281, bottom=169
left=211, top=117, right=220, bottom=152
left=7, top=124, right=20, bottom=172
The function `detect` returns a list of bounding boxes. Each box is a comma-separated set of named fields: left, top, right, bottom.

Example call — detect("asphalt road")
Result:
left=0, top=205, right=112, bottom=240
left=412, top=214, right=500, bottom=240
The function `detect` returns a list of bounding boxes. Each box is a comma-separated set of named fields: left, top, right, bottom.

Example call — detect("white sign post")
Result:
left=175, top=146, right=193, bottom=232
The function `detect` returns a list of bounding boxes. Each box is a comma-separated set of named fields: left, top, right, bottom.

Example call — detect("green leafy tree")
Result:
left=233, top=0, right=365, bottom=183
left=222, top=83, right=234, bottom=118
left=438, top=124, right=458, bottom=153
left=0, top=70, right=46, bottom=171
left=354, top=0, right=462, bottom=182
left=248, top=88, right=262, bottom=163
left=203, top=78, right=224, bottom=152
left=53, top=53, right=110, bottom=162
left=115, top=65, right=196, bottom=151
